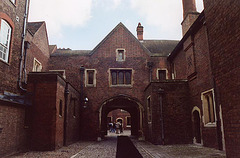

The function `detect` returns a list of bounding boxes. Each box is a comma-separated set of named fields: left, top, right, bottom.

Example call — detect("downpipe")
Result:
left=18, top=0, right=29, bottom=92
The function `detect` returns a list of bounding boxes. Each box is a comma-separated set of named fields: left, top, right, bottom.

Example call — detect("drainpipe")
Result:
left=80, top=66, right=85, bottom=105
left=23, top=41, right=30, bottom=84
left=18, top=0, right=29, bottom=92
left=158, top=88, right=165, bottom=145
left=64, top=82, right=69, bottom=146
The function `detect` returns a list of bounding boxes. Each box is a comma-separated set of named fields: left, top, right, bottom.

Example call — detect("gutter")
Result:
left=18, top=0, right=29, bottom=92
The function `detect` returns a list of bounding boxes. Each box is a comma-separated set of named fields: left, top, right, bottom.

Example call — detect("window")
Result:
left=59, top=100, right=63, bottom=117
left=147, top=96, right=152, bottom=122
left=157, top=69, right=168, bottom=80
left=171, top=63, right=176, bottom=79
left=85, top=69, right=96, bottom=87
left=116, top=49, right=125, bottom=61
left=201, top=89, right=216, bottom=126
left=0, top=19, right=12, bottom=63
left=110, top=69, right=132, bottom=86
left=126, top=117, right=131, bottom=126
left=32, top=58, right=42, bottom=72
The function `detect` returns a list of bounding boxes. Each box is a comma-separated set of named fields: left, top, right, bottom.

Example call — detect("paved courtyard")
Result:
left=10, top=130, right=226, bottom=158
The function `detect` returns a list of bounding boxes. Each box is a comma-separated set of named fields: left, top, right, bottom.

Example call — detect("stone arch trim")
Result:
left=191, top=106, right=201, bottom=121
left=98, top=94, right=144, bottom=112
left=98, top=94, right=144, bottom=138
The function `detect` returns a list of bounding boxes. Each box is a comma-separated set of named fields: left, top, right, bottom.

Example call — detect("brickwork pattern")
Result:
left=204, top=0, right=240, bottom=157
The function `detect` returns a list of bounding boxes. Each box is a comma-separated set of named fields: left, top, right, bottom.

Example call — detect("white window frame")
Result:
left=201, top=89, right=217, bottom=127
left=85, top=69, right=96, bottom=87
left=147, top=96, right=152, bottom=124
left=109, top=68, right=133, bottom=87
left=116, top=48, right=126, bottom=62
left=156, top=68, right=168, bottom=80
left=32, top=58, right=42, bottom=72
left=0, top=19, right=12, bottom=63
left=126, top=116, right=131, bottom=127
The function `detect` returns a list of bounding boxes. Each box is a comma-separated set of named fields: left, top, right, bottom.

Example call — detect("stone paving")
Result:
left=9, top=130, right=226, bottom=158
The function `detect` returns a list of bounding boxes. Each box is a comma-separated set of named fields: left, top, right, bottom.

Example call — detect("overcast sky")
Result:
left=28, top=0, right=204, bottom=50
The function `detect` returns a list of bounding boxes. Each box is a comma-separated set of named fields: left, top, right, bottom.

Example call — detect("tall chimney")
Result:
left=137, top=23, right=143, bottom=41
left=181, top=0, right=200, bottom=36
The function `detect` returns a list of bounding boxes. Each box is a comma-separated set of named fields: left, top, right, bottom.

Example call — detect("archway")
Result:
left=192, top=108, right=201, bottom=144
left=99, top=95, right=144, bottom=138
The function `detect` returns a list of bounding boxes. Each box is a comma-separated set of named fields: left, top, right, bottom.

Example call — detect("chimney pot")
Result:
left=136, top=22, right=144, bottom=41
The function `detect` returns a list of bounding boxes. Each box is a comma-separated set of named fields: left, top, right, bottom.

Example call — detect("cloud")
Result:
left=130, top=0, right=183, bottom=37
left=93, top=0, right=122, bottom=10
left=28, top=0, right=93, bottom=39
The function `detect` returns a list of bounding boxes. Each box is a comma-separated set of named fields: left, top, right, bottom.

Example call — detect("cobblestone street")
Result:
left=10, top=131, right=226, bottom=158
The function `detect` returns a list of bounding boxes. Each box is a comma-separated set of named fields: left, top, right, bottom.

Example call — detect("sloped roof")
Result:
left=50, top=23, right=179, bottom=57
left=142, top=40, right=179, bottom=57
left=90, top=22, right=152, bottom=56
left=49, top=45, right=57, bottom=54
left=27, top=22, right=44, bottom=35
left=51, top=49, right=92, bottom=57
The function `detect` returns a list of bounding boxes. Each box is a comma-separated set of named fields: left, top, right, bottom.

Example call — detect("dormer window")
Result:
left=116, top=49, right=125, bottom=61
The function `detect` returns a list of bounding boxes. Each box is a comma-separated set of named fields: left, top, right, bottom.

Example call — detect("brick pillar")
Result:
left=136, top=23, right=143, bottom=41
left=181, top=0, right=199, bottom=36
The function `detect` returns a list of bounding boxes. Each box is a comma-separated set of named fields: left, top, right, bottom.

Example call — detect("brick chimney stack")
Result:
left=137, top=23, right=143, bottom=41
left=181, top=0, right=200, bottom=36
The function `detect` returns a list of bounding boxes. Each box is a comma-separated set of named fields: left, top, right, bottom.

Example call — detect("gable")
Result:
left=32, top=22, right=50, bottom=57
left=90, top=23, right=151, bottom=59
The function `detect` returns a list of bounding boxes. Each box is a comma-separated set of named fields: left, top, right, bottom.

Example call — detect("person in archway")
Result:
left=116, top=122, right=121, bottom=134
left=109, top=122, right=113, bottom=133
left=112, top=122, right=116, bottom=133
left=120, top=122, right=123, bottom=133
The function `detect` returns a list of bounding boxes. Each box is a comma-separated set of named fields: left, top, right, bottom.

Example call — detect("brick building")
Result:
left=0, top=0, right=239, bottom=157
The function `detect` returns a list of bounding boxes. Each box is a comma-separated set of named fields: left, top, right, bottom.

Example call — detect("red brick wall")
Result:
left=65, top=84, right=81, bottom=145
left=108, top=109, right=131, bottom=130
left=0, top=1, right=30, bottom=157
left=169, top=19, right=220, bottom=149
left=0, top=0, right=28, bottom=94
left=0, top=100, right=28, bottom=157
left=48, top=24, right=167, bottom=139
left=204, top=0, right=240, bottom=156
left=27, top=73, right=60, bottom=150
left=144, top=81, right=192, bottom=145
left=27, top=73, right=81, bottom=150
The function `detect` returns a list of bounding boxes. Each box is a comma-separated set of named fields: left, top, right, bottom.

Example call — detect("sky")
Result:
left=28, top=0, right=204, bottom=50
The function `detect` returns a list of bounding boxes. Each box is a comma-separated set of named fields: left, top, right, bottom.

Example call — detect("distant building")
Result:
left=0, top=0, right=239, bottom=157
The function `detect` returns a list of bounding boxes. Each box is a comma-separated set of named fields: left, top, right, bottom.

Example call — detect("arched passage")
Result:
left=99, top=95, right=144, bottom=138
left=192, top=107, right=202, bottom=144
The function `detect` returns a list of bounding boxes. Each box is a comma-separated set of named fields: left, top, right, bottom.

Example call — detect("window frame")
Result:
left=147, top=96, right=152, bottom=123
left=157, top=68, right=168, bottom=80
left=32, top=58, right=42, bottom=72
left=109, top=68, right=133, bottom=87
left=126, top=116, right=131, bottom=127
left=116, top=48, right=126, bottom=62
left=201, top=89, right=217, bottom=127
left=0, top=19, right=12, bottom=63
left=85, top=69, right=96, bottom=87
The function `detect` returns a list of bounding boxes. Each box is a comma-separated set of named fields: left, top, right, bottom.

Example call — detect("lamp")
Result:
left=83, top=97, right=89, bottom=108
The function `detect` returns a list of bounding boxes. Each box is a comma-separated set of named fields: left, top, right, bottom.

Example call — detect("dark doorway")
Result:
left=193, top=110, right=201, bottom=143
